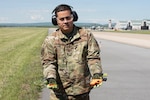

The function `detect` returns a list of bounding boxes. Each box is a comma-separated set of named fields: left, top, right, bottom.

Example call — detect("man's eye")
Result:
left=59, top=18, right=64, bottom=21
left=67, top=17, right=72, bottom=20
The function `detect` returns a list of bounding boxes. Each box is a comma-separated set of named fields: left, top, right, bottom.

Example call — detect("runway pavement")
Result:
left=93, top=31, right=150, bottom=49
left=90, top=38, right=150, bottom=100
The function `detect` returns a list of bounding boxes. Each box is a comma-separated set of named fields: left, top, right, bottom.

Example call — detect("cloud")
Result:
left=30, top=15, right=44, bottom=21
left=29, top=9, right=49, bottom=14
left=79, top=18, right=107, bottom=23
left=28, top=9, right=49, bottom=21
left=0, top=17, right=8, bottom=23
left=77, top=8, right=97, bottom=13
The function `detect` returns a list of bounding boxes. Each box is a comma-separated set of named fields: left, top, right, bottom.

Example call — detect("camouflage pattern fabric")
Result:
left=50, top=89, right=89, bottom=100
left=41, top=25, right=103, bottom=96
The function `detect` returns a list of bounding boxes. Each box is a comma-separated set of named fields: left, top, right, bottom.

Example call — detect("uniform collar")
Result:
left=58, top=25, right=81, bottom=42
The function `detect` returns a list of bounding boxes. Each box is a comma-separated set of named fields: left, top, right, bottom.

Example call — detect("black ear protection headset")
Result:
left=51, top=4, right=78, bottom=25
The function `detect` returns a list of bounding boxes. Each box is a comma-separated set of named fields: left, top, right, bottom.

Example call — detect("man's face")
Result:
left=56, top=10, right=74, bottom=33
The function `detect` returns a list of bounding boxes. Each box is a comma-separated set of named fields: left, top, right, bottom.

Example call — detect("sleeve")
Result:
left=87, top=32, right=103, bottom=77
left=41, top=36, right=57, bottom=79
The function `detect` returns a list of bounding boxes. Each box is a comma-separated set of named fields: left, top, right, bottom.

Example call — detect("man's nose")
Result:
left=63, top=18, right=68, bottom=23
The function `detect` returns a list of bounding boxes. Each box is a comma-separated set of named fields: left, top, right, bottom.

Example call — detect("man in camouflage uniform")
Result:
left=41, top=4, right=103, bottom=100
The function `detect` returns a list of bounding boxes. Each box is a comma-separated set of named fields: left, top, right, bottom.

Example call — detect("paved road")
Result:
left=90, top=38, right=150, bottom=100
left=93, top=31, right=150, bottom=49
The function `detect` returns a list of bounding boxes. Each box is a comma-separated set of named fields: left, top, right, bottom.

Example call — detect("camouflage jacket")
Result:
left=41, top=26, right=102, bottom=95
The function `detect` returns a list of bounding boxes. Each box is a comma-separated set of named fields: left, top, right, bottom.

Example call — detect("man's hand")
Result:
left=90, top=78, right=103, bottom=87
left=90, top=73, right=107, bottom=88
left=45, top=78, right=58, bottom=90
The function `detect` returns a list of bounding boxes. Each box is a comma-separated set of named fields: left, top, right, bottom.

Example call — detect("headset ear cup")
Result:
left=52, top=15, right=57, bottom=25
left=72, top=11, right=78, bottom=21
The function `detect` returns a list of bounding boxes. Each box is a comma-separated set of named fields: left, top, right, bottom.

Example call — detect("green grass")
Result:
left=0, top=27, right=48, bottom=100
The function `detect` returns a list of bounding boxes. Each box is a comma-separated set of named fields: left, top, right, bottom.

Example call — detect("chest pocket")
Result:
left=53, top=29, right=89, bottom=66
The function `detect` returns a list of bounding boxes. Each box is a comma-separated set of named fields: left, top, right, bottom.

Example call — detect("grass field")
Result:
left=0, top=27, right=48, bottom=100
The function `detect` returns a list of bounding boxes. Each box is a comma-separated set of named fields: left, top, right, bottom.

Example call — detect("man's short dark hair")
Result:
left=52, top=4, right=73, bottom=16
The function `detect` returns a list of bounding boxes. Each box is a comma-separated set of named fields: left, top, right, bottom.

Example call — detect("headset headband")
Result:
left=52, top=4, right=73, bottom=15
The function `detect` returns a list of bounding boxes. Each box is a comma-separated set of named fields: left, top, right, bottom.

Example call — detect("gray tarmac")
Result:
left=90, top=38, right=150, bottom=100
left=93, top=31, right=150, bottom=49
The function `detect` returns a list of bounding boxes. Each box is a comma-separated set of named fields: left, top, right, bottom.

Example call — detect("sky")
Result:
left=0, top=0, right=150, bottom=24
